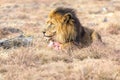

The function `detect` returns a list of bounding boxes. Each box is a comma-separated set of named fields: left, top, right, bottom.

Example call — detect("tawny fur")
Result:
left=43, top=7, right=102, bottom=50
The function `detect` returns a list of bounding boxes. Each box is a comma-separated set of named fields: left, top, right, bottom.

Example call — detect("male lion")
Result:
left=43, top=7, right=102, bottom=50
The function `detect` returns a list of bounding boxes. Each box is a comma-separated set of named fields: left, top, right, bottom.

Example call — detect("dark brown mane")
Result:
left=55, top=7, right=85, bottom=43
left=55, top=7, right=76, bottom=16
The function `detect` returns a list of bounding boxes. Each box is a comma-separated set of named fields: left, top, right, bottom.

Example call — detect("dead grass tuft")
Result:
left=106, top=23, right=120, bottom=35
left=0, top=0, right=120, bottom=80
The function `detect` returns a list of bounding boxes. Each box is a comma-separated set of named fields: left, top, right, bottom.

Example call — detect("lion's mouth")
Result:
left=43, top=37, right=52, bottom=43
left=44, top=35, right=53, bottom=37
left=43, top=33, right=53, bottom=41
left=43, top=34, right=55, bottom=41
left=43, top=32, right=61, bottom=50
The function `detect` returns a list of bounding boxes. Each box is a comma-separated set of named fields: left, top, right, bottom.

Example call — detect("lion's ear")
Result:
left=62, top=13, right=72, bottom=23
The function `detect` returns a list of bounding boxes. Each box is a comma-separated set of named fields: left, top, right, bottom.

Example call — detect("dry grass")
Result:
left=0, top=0, right=120, bottom=80
left=106, top=23, right=120, bottom=35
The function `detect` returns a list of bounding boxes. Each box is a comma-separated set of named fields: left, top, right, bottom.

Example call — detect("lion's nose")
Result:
left=42, top=31, right=46, bottom=34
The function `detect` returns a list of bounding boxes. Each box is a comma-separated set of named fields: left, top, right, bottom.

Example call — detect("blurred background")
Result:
left=0, top=0, right=120, bottom=80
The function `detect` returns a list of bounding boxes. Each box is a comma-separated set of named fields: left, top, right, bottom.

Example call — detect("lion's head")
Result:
left=43, top=7, right=84, bottom=45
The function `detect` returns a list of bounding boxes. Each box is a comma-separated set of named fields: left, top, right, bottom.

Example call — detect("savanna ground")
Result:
left=0, top=0, right=120, bottom=80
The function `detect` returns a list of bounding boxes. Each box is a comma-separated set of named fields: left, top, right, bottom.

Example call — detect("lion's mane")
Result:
left=43, top=7, right=102, bottom=49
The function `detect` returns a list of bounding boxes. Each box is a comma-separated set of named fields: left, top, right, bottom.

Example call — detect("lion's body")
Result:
left=43, top=7, right=102, bottom=50
left=80, top=27, right=101, bottom=47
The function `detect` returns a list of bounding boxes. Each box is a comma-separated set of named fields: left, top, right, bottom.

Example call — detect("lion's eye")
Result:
left=47, top=23, right=55, bottom=29
left=50, top=22, right=55, bottom=27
